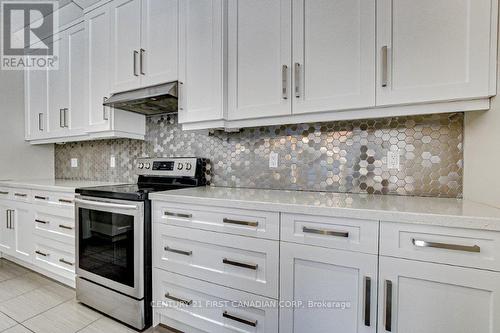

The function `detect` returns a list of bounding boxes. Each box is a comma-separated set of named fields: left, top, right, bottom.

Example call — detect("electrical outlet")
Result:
left=110, top=155, right=116, bottom=168
left=387, top=150, right=400, bottom=170
left=71, top=158, right=78, bottom=168
left=269, top=152, right=279, bottom=168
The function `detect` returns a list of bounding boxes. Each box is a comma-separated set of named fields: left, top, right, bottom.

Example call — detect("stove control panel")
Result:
left=136, top=157, right=198, bottom=177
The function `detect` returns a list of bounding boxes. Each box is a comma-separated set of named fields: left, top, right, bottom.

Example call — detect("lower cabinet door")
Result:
left=0, top=202, right=14, bottom=255
left=13, top=202, right=34, bottom=262
left=378, top=256, right=500, bottom=333
left=280, top=242, right=377, bottom=333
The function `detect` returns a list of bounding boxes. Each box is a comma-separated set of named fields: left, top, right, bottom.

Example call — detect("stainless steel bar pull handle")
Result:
left=140, top=49, right=146, bottom=75
left=38, top=113, right=44, bottom=131
left=64, top=108, right=69, bottom=127
left=5, top=210, right=9, bottom=229
left=0, top=191, right=9, bottom=195
left=223, top=311, right=257, bottom=327
left=35, top=250, right=48, bottom=257
left=164, top=292, right=192, bottom=306
left=14, top=193, right=27, bottom=198
left=164, top=246, right=192, bottom=256
left=59, top=109, right=64, bottom=127
left=164, top=211, right=192, bottom=219
left=59, top=258, right=74, bottom=266
left=303, top=226, right=349, bottom=238
left=178, top=82, right=184, bottom=111
left=35, top=219, right=49, bottom=224
left=59, top=224, right=73, bottom=230
left=103, top=97, right=109, bottom=120
left=223, top=258, right=258, bottom=270
left=59, top=199, right=73, bottom=204
left=294, top=62, right=301, bottom=98
left=223, top=218, right=258, bottom=227
left=9, top=210, right=13, bottom=229
left=385, top=280, right=393, bottom=332
left=364, top=277, right=371, bottom=326
left=412, top=238, right=480, bottom=253
left=381, top=46, right=389, bottom=87
left=133, top=50, right=139, bottom=76
left=34, top=196, right=47, bottom=200
left=282, top=65, right=288, bottom=99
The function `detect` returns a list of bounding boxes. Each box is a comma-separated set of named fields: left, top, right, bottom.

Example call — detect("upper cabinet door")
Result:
left=292, top=0, right=376, bottom=114
left=110, top=0, right=142, bottom=93
left=67, top=23, right=87, bottom=135
left=140, top=0, right=178, bottom=87
left=227, top=0, right=292, bottom=120
left=377, top=0, right=494, bottom=106
left=85, top=3, right=112, bottom=131
left=178, top=0, right=225, bottom=124
left=378, top=256, right=500, bottom=333
left=25, top=62, right=48, bottom=140
left=47, top=31, right=70, bottom=135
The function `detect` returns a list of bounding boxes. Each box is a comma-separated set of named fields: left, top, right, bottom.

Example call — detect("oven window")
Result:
left=78, top=208, right=135, bottom=287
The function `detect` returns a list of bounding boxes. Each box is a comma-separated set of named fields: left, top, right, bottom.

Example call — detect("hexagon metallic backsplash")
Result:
left=55, top=113, right=464, bottom=198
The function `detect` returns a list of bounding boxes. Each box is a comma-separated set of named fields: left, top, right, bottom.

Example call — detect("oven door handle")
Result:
left=74, top=198, right=140, bottom=210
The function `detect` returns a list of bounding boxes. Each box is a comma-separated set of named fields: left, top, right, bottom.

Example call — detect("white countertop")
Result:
left=0, top=179, right=127, bottom=193
left=150, top=186, right=500, bottom=231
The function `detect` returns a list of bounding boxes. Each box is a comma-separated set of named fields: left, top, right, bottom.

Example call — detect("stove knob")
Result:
left=185, top=163, right=192, bottom=171
left=138, top=163, right=144, bottom=169
left=177, top=163, right=184, bottom=170
left=144, top=163, right=151, bottom=169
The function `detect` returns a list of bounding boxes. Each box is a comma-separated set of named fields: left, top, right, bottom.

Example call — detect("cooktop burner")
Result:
left=75, top=157, right=208, bottom=201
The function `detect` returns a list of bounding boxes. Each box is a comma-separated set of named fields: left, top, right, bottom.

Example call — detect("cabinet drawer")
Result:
left=32, top=190, right=75, bottom=207
left=153, top=224, right=279, bottom=299
left=281, top=213, right=379, bottom=254
left=11, top=189, right=32, bottom=203
left=34, top=237, right=75, bottom=280
left=153, top=201, right=279, bottom=240
left=380, top=222, right=500, bottom=271
left=154, top=269, right=278, bottom=333
left=34, top=206, right=75, bottom=245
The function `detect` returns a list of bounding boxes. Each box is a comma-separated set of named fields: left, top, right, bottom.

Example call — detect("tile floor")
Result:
left=0, top=259, right=155, bottom=333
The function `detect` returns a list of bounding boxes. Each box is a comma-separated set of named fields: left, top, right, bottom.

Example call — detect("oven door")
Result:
left=75, top=195, right=144, bottom=299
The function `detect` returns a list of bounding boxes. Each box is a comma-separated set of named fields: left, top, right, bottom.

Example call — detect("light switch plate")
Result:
left=71, top=158, right=78, bottom=168
left=110, top=155, right=116, bottom=168
left=269, top=152, right=279, bottom=168
left=387, top=150, right=400, bottom=170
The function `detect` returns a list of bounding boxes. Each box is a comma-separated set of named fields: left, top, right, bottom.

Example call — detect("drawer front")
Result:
left=34, top=237, right=75, bottom=279
left=153, top=201, right=279, bottom=240
left=0, top=187, right=13, bottom=200
left=153, top=224, right=279, bottom=299
left=154, top=269, right=278, bottom=333
left=281, top=213, right=379, bottom=254
left=32, top=190, right=75, bottom=207
left=34, top=206, right=75, bottom=245
left=11, top=189, right=31, bottom=203
left=380, top=221, right=500, bottom=271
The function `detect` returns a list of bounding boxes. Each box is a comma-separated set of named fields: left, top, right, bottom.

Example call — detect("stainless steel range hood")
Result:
left=103, top=82, right=178, bottom=116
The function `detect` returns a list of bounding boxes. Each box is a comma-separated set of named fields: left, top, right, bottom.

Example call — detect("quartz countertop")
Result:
left=149, top=186, right=500, bottom=231
left=0, top=179, right=127, bottom=193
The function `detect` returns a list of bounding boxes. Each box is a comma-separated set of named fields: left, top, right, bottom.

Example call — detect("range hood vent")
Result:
left=103, top=82, right=178, bottom=116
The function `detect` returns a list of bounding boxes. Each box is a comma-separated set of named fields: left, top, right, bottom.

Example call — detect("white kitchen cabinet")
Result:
left=378, top=256, right=500, bottom=333
left=0, top=201, right=14, bottom=255
left=292, top=0, right=376, bottom=114
left=280, top=242, right=378, bottom=333
left=110, top=0, right=178, bottom=93
left=178, top=0, right=225, bottom=125
left=140, top=0, right=178, bottom=87
left=109, top=0, right=142, bottom=92
left=377, top=0, right=496, bottom=106
left=12, top=202, right=34, bottom=263
left=227, top=0, right=292, bottom=120
left=24, top=61, right=48, bottom=140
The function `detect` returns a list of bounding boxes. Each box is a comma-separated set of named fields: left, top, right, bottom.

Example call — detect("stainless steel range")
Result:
left=74, top=157, right=207, bottom=330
